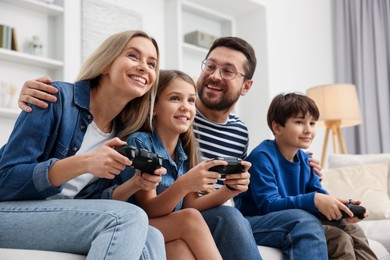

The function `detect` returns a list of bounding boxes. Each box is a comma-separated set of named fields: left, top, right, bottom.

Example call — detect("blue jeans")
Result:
left=201, top=206, right=262, bottom=260
left=247, top=209, right=328, bottom=260
left=0, top=199, right=165, bottom=260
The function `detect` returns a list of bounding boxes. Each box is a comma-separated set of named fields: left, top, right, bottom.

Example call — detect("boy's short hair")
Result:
left=267, top=92, right=320, bottom=133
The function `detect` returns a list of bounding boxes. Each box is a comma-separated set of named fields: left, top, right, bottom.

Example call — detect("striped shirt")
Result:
left=194, top=108, right=249, bottom=160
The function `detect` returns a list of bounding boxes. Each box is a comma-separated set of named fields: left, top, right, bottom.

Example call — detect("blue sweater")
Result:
left=234, top=139, right=328, bottom=218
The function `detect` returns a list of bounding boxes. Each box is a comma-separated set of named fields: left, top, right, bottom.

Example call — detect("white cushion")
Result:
left=322, top=162, right=390, bottom=220
left=258, top=246, right=283, bottom=260
left=367, top=239, right=390, bottom=260
left=328, top=153, right=390, bottom=193
left=359, top=219, right=390, bottom=253
left=0, top=248, right=85, bottom=260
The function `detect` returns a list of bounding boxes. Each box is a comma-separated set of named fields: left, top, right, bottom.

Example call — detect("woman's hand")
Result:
left=86, top=138, right=131, bottom=179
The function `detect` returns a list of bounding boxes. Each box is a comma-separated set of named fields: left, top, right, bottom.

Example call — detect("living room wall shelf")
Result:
left=0, top=107, right=20, bottom=119
left=165, top=0, right=234, bottom=77
left=182, top=42, right=208, bottom=56
left=1, top=0, right=63, bottom=16
left=0, top=0, right=66, bottom=79
left=0, top=48, right=63, bottom=69
left=0, top=0, right=81, bottom=146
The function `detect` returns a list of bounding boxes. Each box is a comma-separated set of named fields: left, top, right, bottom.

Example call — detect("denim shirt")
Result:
left=118, top=131, right=189, bottom=211
left=0, top=80, right=114, bottom=201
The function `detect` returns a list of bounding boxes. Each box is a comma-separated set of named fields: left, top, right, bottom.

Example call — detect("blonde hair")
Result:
left=143, top=70, right=199, bottom=168
left=76, top=30, right=160, bottom=140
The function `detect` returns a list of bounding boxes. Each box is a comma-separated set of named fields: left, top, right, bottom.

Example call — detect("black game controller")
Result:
left=115, top=145, right=163, bottom=174
left=209, top=157, right=245, bottom=178
left=319, top=203, right=366, bottom=221
left=341, top=203, right=366, bottom=219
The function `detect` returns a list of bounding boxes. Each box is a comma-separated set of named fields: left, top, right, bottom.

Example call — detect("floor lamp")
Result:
left=307, top=84, right=362, bottom=168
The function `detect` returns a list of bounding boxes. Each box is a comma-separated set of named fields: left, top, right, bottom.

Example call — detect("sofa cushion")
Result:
left=0, top=248, right=85, bottom=260
left=322, top=162, right=390, bottom=220
left=328, top=153, right=390, bottom=193
left=359, top=219, right=390, bottom=254
left=367, top=238, right=390, bottom=260
left=258, top=245, right=283, bottom=259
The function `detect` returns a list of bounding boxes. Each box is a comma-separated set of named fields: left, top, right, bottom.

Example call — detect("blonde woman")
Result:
left=0, top=30, right=165, bottom=260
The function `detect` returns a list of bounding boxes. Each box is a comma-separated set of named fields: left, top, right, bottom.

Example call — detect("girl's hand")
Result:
left=86, top=138, right=131, bottom=179
left=179, top=159, right=223, bottom=192
left=133, top=169, right=166, bottom=191
left=224, top=160, right=251, bottom=192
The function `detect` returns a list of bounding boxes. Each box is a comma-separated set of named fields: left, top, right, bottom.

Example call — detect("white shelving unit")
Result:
left=0, top=0, right=65, bottom=114
left=0, top=0, right=65, bottom=73
left=0, top=107, right=20, bottom=119
left=0, top=0, right=81, bottom=146
left=0, top=48, right=63, bottom=69
left=1, top=0, right=63, bottom=15
left=165, top=0, right=234, bottom=78
left=164, top=0, right=270, bottom=151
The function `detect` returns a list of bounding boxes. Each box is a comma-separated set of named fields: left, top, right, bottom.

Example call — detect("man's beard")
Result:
left=198, top=83, right=241, bottom=111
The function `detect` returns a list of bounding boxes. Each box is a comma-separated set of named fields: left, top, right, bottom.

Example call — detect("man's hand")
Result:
left=18, top=76, right=58, bottom=112
left=308, top=155, right=323, bottom=181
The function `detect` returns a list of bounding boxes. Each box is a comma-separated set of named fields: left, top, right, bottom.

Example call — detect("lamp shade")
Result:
left=306, top=84, right=362, bottom=127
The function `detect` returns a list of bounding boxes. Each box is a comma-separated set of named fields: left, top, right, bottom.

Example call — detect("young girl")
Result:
left=0, top=30, right=166, bottom=259
left=113, top=70, right=252, bottom=259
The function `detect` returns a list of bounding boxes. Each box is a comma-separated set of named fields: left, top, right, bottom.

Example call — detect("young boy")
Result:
left=234, top=92, right=377, bottom=260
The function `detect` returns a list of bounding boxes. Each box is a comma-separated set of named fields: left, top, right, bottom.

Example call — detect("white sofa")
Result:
left=2, top=153, right=390, bottom=259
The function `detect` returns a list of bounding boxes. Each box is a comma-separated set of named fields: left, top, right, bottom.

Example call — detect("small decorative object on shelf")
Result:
left=30, top=35, right=43, bottom=56
left=0, top=81, right=18, bottom=109
left=184, top=31, right=217, bottom=49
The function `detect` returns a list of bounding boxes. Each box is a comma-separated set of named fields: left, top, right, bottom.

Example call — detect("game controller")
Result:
left=115, top=145, right=163, bottom=174
left=341, top=203, right=366, bottom=219
left=209, top=157, right=245, bottom=178
left=319, top=203, right=366, bottom=221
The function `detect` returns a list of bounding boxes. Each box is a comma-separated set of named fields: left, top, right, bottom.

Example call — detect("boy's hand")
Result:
left=18, top=76, right=58, bottom=112
left=315, top=193, right=354, bottom=220
left=344, top=199, right=369, bottom=223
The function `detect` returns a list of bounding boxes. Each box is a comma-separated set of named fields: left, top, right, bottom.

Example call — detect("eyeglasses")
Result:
left=201, top=59, right=246, bottom=80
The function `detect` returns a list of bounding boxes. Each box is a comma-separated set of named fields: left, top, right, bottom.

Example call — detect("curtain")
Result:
left=333, top=0, right=390, bottom=154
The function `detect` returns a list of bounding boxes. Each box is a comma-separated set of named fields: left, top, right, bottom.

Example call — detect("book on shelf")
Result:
left=0, top=24, right=19, bottom=51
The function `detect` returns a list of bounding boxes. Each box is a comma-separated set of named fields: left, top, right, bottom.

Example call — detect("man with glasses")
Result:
left=193, top=37, right=328, bottom=259
left=17, top=36, right=328, bottom=259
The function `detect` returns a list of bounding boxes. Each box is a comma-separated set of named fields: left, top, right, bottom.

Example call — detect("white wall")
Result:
left=1, top=0, right=335, bottom=166
left=131, top=0, right=166, bottom=68
left=241, top=0, right=335, bottom=165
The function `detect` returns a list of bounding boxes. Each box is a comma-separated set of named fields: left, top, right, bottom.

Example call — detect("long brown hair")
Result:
left=77, top=30, right=160, bottom=140
left=143, top=70, right=199, bottom=168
